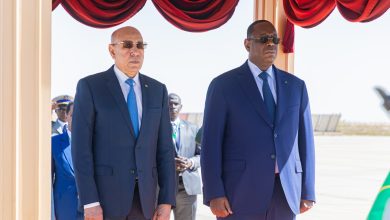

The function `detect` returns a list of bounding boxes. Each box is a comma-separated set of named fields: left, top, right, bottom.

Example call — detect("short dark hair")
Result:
left=247, top=20, right=275, bottom=38
left=168, top=93, right=181, bottom=104
left=66, top=102, right=74, bottom=114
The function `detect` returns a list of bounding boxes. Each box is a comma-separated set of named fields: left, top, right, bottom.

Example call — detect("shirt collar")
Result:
left=114, top=65, right=141, bottom=86
left=57, top=119, right=67, bottom=127
left=247, top=60, right=274, bottom=81
left=172, top=117, right=181, bottom=127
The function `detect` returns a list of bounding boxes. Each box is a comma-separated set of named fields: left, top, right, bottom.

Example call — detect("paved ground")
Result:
left=189, top=136, right=390, bottom=220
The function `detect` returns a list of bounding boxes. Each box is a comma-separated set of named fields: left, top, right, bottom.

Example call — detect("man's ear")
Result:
left=244, top=39, right=250, bottom=52
left=108, top=44, right=115, bottom=58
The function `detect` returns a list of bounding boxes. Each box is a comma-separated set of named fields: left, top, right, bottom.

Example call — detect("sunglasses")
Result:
left=248, top=35, right=280, bottom=44
left=111, top=40, right=147, bottom=49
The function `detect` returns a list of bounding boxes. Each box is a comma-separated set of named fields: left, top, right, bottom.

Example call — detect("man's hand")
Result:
left=51, top=102, right=58, bottom=111
left=175, top=157, right=192, bottom=172
left=152, top=204, right=171, bottom=220
left=300, top=200, right=315, bottom=213
left=84, top=205, right=103, bottom=220
left=210, top=197, right=233, bottom=218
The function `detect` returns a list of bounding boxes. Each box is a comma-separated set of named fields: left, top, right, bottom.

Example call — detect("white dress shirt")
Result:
left=247, top=60, right=279, bottom=174
left=114, top=65, right=143, bottom=128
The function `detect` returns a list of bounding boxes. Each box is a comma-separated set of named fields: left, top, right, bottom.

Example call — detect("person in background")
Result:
left=51, top=95, right=74, bottom=135
left=52, top=102, right=83, bottom=220
left=201, top=20, right=316, bottom=220
left=72, top=26, right=176, bottom=220
left=169, top=93, right=201, bottom=220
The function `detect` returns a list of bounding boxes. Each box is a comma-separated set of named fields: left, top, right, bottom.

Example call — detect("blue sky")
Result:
left=52, top=1, right=390, bottom=122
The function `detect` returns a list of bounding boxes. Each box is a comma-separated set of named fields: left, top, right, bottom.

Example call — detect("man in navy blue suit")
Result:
left=72, top=26, right=176, bottom=220
left=52, top=102, right=83, bottom=220
left=201, top=20, right=316, bottom=220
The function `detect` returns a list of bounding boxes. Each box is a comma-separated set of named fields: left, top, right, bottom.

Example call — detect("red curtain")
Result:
left=55, top=0, right=147, bottom=28
left=283, top=0, right=336, bottom=28
left=284, top=0, right=389, bottom=28
left=53, top=0, right=61, bottom=11
left=337, top=0, right=390, bottom=22
left=52, top=0, right=239, bottom=31
left=282, top=19, right=295, bottom=53
left=151, top=0, right=239, bottom=32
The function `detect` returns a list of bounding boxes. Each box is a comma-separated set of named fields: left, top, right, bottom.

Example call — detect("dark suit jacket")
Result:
left=72, top=66, right=176, bottom=218
left=52, top=131, right=81, bottom=220
left=201, top=62, right=315, bottom=215
left=176, top=120, right=202, bottom=195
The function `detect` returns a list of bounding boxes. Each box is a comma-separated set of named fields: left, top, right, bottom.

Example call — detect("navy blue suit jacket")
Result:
left=72, top=66, right=176, bottom=218
left=201, top=62, right=316, bottom=215
left=52, top=131, right=81, bottom=220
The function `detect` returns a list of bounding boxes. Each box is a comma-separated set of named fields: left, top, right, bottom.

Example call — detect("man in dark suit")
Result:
left=52, top=102, right=83, bottom=220
left=72, top=26, right=176, bottom=220
left=168, top=93, right=201, bottom=220
left=201, top=20, right=316, bottom=220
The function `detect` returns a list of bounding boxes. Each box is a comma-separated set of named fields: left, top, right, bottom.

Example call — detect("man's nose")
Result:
left=130, top=50, right=140, bottom=57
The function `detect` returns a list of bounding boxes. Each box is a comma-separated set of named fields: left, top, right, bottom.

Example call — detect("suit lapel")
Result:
left=178, top=122, right=186, bottom=154
left=274, top=66, right=289, bottom=125
left=60, top=133, right=74, bottom=174
left=137, top=74, right=149, bottom=140
left=105, top=67, right=135, bottom=137
left=236, top=63, right=273, bottom=127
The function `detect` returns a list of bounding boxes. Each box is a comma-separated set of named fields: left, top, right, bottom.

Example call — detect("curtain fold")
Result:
left=59, top=0, right=147, bottom=28
left=337, top=0, right=390, bottom=22
left=151, top=0, right=239, bottom=32
left=284, top=0, right=389, bottom=28
left=282, top=19, right=295, bottom=53
left=52, top=0, right=61, bottom=11
left=283, top=0, right=336, bottom=28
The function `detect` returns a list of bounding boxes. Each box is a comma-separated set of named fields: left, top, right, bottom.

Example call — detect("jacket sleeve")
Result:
left=156, top=85, right=177, bottom=206
left=298, top=81, right=316, bottom=202
left=189, top=126, right=201, bottom=171
left=71, top=78, right=100, bottom=206
left=201, top=79, right=228, bottom=205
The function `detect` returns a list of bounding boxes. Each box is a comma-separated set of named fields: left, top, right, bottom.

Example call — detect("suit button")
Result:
left=270, top=154, right=276, bottom=159
left=274, top=133, right=278, bottom=138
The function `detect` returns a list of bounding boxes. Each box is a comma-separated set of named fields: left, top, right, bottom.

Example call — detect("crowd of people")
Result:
left=51, top=20, right=316, bottom=220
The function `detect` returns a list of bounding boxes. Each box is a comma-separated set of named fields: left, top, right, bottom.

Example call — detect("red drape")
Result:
left=56, top=0, right=147, bottom=28
left=337, top=0, right=390, bottom=22
left=52, top=0, right=239, bottom=32
left=151, top=0, right=239, bottom=32
left=53, top=0, right=61, bottom=11
left=283, top=0, right=336, bottom=28
left=282, top=19, right=295, bottom=53
left=284, top=0, right=389, bottom=28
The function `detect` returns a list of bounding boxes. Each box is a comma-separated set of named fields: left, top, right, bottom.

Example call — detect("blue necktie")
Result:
left=125, top=79, right=139, bottom=137
left=259, top=72, right=276, bottom=122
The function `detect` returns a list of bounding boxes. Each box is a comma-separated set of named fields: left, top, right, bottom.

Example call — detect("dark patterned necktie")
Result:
left=259, top=72, right=276, bottom=122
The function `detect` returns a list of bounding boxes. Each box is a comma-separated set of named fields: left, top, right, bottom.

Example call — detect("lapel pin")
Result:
left=284, top=80, right=288, bottom=84
left=145, top=84, right=148, bottom=88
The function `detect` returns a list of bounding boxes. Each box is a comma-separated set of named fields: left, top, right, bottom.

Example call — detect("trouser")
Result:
left=173, top=177, right=197, bottom=220
left=217, top=175, right=296, bottom=220
left=105, top=183, right=149, bottom=220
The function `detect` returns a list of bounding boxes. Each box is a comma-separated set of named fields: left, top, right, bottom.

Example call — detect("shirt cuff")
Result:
left=189, top=158, right=195, bottom=170
left=84, top=202, right=100, bottom=209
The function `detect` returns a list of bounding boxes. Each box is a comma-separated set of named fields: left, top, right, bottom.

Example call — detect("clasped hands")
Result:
left=175, top=156, right=192, bottom=172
